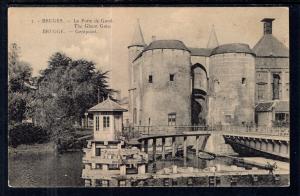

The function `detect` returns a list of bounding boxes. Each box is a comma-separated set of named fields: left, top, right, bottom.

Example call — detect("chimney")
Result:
left=261, top=18, right=275, bottom=35
left=151, top=35, right=156, bottom=42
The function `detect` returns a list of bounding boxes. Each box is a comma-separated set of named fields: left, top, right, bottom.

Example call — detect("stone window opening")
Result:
left=272, top=74, right=280, bottom=100
left=170, top=74, right=175, bottom=81
left=96, top=148, right=101, bottom=156
left=225, top=115, right=232, bottom=123
left=257, top=83, right=266, bottom=100
left=242, top=77, right=246, bottom=85
left=168, top=113, right=176, bottom=126
left=275, top=113, right=289, bottom=123
left=148, top=75, right=153, bottom=83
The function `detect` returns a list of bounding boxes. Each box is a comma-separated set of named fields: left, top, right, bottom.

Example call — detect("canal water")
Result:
left=9, top=151, right=84, bottom=187
left=8, top=151, right=241, bottom=187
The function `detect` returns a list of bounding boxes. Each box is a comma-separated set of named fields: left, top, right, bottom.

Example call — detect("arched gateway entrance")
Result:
left=191, top=63, right=208, bottom=126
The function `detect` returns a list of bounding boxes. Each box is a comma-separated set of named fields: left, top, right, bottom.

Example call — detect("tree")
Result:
left=8, top=43, right=34, bottom=124
left=34, top=52, right=113, bottom=140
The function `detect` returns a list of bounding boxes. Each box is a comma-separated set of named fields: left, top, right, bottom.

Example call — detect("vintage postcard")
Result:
left=8, top=7, right=289, bottom=187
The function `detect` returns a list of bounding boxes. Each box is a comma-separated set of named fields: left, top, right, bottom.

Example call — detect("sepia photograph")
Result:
left=8, top=7, right=289, bottom=187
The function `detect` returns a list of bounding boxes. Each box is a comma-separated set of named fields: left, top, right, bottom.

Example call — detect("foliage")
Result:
left=9, top=123, right=49, bottom=147
left=8, top=43, right=35, bottom=124
left=8, top=92, right=27, bottom=122
left=34, top=52, right=113, bottom=140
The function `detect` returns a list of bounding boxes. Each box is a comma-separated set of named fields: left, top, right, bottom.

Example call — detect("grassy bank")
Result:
left=8, top=142, right=56, bottom=155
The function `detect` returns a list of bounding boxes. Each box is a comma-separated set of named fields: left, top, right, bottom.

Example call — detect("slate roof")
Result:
left=133, top=40, right=190, bottom=62
left=210, top=43, right=255, bottom=56
left=128, top=19, right=146, bottom=47
left=253, top=34, right=289, bottom=57
left=143, top=40, right=190, bottom=52
left=189, top=47, right=212, bottom=57
left=207, top=25, right=219, bottom=49
left=255, top=101, right=289, bottom=112
left=255, top=102, right=275, bottom=112
left=88, top=97, right=127, bottom=112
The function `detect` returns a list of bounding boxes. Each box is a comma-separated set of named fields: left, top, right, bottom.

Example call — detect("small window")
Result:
left=164, top=179, right=170, bottom=186
left=172, top=179, right=178, bottom=186
left=168, top=113, right=176, bottom=126
left=275, top=113, right=289, bottom=123
left=95, top=116, right=100, bottom=131
left=108, top=164, right=119, bottom=170
left=119, top=180, right=126, bottom=187
left=96, top=164, right=102, bottom=169
left=148, top=75, right=153, bottom=83
left=96, top=148, right=101, bottom=156
left=242, top=77, right=246, bottom=85
left=257, top=84, right=266, bottom=100
left=170, top=74, right=175, bottom=81
left=187, top=178, right=193, bottom=186
left=95, top=179, right=101, bottom=187
left=225, top=115, right=232, bottom=123
left=272, top=74, right=280, bottom=100
left=103, top=116, right=110, bottom=128
left=102, top=180, right=109, bottom=187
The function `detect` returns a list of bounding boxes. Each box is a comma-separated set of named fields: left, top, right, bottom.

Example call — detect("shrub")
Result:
left=9, top=123, right=49, bottom=147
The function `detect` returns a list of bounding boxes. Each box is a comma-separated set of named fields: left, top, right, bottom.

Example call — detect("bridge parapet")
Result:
left=123, top=125, right=208, bottom=139
left=218, top=125, right=289, bottom=137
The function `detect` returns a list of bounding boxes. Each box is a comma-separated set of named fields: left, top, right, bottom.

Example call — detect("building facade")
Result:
left=127, top=18, right=289, bottom=129
left=253, top=18, right=289, bottom=127
left=82, top=98, right=149, bottom=187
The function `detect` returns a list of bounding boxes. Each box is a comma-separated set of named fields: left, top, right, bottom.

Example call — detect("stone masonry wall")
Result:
left=208, top=53, right=255, bottom=126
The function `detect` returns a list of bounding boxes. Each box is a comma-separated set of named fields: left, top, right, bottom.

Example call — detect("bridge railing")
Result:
left=219, top=125, right=289, bottom=137
left=122, top=125, right=208, bottom=139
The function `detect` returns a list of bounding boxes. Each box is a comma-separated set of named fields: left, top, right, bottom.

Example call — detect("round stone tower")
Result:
left=208, top=43, right=256, bottom=126
left=128, top=19, right=146, bottom=126
left=137, top=40, right=192, bottom=127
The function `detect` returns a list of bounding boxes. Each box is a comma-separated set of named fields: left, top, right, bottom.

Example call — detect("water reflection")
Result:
left=9, top=150, right=235, bottom=187
left=9, top=151, right=84, bottom=187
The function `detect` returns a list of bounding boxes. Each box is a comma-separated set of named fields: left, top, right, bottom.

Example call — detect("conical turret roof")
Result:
left=129, top=19, right=146, bottom=47
left=207, top=25, right=219, bottom=49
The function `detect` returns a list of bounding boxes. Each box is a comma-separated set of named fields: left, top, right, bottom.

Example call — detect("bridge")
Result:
left=126, top=125, right=289, bottom=161
left=221, top=126, right=289, bottom=161
left=137, top=130, right=211, bottom=161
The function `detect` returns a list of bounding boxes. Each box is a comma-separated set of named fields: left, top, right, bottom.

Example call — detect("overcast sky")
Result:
left=9, top=7, right=289, bottom=98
